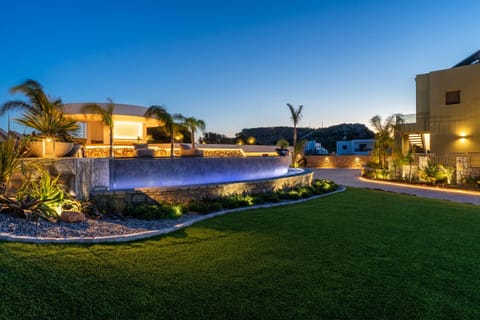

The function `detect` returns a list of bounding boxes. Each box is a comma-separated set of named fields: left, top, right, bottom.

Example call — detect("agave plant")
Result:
left=16, top=166, right=66, bottom=219
left=0, top=79, right=79, bottom=140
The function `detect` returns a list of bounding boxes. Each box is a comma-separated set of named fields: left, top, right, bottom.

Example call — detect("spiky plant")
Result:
left=16, top=166, right=67, bottom=220
left=0, top=135, right=28, bottom=195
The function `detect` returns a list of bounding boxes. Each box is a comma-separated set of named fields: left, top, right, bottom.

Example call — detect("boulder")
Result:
left=60, top=211, right=86, bottom=223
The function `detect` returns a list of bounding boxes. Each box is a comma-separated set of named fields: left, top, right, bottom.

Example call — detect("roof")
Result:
left=453, top=50, right=480, bottom=68
left=63, top=103, right=149, bottom=117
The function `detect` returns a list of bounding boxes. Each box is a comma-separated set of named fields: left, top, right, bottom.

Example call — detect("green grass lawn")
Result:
left=1, top=188, right=480, bottom=320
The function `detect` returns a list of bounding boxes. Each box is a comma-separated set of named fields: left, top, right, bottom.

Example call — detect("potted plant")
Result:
left=276, top=139, right=289, bottom=156
left=0, top=80, right=79, bottom=157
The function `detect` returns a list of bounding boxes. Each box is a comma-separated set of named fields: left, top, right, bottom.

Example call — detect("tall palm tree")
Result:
left=180, top=116, right=206, bottom=149
left=0, top=79, right=79, bottom=140
left=370, top=114, right=404, bottom=168
left=287, top=103, right=303, bottom=162
left=144, top=106, right=184, bottom=159
left=82, top=99, right=115, bottom=158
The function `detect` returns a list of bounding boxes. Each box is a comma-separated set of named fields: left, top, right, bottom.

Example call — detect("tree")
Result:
left=369, top=114, right=404, bottom=168
left=0, top=79, right=79, bottom=140
left=180, top=116, right=206, bottom=149
left=202, top=132, right=235, bottom=144
left=287, top=103, right=303, bottom=162
left=82, top=99, right=115, bottom=158
left=144, top=106, right=184, bottom=158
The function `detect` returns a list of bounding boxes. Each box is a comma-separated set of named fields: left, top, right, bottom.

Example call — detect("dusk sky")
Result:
left=0, top=0, right=478, bottom=136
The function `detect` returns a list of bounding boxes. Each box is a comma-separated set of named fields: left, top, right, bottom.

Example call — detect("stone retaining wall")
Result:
left=305, top=155, right=371, bottom=168
left=90, top=169, right=314, bottom=214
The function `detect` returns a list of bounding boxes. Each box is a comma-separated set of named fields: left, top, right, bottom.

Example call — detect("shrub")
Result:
left=124, top=203, right=183, bottom=220
left=253, top=191, right=280, bottom=204
left=418, top=161, right=444, bottom=184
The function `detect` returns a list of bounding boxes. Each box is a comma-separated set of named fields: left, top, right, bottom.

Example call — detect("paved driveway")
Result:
left=314, top=168, right=480, bottom=205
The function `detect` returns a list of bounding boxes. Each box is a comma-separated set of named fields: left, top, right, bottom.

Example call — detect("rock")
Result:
left=60, top=211, right=86, bottom=223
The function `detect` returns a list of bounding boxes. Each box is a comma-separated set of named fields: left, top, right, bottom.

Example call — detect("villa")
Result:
left=63, top=103, right=162, bottom=143
left=400, top=50, right=480, bottom=155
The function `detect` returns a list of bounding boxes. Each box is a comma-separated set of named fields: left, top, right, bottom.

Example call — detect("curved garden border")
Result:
left=0, top=186, right=346, bottom=244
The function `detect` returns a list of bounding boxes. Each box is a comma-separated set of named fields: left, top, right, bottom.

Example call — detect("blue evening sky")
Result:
left=0, top=0, right=478, bottom=136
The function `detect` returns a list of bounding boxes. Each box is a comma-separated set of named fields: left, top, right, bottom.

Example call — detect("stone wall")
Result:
left=305, top=155, right=372, bottom=168
left=90, top=169, right=314, bottom=214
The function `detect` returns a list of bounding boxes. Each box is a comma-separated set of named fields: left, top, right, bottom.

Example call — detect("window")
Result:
left=342, top=145, right=348, bottom=150
left=445, top=90, right=460, bottom=105
left=72, top=122, right=87, bottom=138
left=113, top=121, right=143, bottom=140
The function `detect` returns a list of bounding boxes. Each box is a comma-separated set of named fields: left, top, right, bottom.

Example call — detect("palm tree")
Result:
left=287, top=103, right=303, bottom=162
left=0, top=79, right=79, bottom=140
left=180, top=116, right=206, bottom=149
left=82, top=99, right=115, bottom=158
left=370, top=114, right=404, bottom=168
left=144, top=106, right=184, bottom=159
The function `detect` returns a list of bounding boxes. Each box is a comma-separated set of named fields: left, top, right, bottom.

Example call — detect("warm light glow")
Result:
left=113, top=121, right=143, bottom=139
left=355, top=157, right=360, bottom=162
left=247, top=136, right=255, bottom=144
left=174, top=133, right=184, bottom=141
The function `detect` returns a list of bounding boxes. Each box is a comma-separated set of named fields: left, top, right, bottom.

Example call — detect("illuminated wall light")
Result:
left=355, top=157, right=360, bottom=162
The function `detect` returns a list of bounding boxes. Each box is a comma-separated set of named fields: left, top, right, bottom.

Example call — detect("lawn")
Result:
left=1, top=188, right=480, bottom=319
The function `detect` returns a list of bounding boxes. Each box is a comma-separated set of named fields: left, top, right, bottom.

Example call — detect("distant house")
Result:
left=400, top=50, right=480, bottom=154
left=304, top=140, right=328, bottom=155
left=62, top=103, right=162, bottom=145
left=336, top=139, right=374, bottom=155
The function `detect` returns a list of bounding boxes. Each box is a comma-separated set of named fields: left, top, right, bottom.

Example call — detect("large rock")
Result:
left=60, top=211, right=86, bottom=223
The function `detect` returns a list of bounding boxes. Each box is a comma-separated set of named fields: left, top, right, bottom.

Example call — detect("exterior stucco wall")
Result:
left=421, top=63, right=480, bottom=153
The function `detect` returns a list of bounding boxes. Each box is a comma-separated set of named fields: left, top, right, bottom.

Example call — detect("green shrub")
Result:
left=124, top=203, right=183, bottom=220
left=120, top=180, right=339, bottom=219
left=253, top=191, right=280, bottom=204
left=16, top=166, right=67, bottom=219
left=418, top=161, right=446, bottom=184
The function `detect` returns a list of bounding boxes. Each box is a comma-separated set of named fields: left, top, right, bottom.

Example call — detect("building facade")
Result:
left=401, top=51, right=480, bottom=154
left=336, top=139, right=374, bottom=155
left=62, top=103, right=162, bottom=145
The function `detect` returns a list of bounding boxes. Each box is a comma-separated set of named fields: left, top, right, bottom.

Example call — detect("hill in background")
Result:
left=237, top=123, right=374, bottom=152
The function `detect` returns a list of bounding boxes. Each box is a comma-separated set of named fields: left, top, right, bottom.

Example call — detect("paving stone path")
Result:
left=314, top=168, right=480, bottom=206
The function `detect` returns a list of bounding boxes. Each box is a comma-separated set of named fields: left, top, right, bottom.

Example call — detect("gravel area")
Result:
left=0, top=213, right=201, bottom=239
